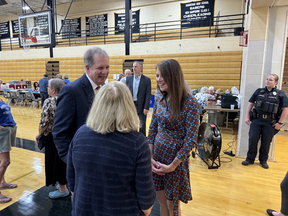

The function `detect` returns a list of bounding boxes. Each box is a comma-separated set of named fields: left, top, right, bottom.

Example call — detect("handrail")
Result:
left=0, top=13, right=245, bottom=51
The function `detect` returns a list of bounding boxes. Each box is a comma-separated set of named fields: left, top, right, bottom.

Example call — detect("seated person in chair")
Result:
left=208, top=86, right=221, bottom=101
left=195, top=86, right=212, bottom=123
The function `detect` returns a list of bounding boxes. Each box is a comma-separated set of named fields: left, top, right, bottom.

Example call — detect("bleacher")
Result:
left=0, top=50, right=242, bottom=94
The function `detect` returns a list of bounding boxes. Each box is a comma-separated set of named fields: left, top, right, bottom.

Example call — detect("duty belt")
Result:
left=256, top=113, right=275, bottom=119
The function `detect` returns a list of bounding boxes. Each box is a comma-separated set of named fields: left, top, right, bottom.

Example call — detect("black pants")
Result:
left=246, top=117, right=279, bottom=163
left=138, top=112, right=147, bottom=137
left=40, top=92, right=49, bottom=107
left=134, top=101, right=147, bottom=137
left=281, top=172, right=288, bottom=214
left=44, top=133, right=67, bottom=186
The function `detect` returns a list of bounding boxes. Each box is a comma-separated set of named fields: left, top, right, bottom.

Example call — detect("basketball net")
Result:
left=19, top=35, right=37, bottom=52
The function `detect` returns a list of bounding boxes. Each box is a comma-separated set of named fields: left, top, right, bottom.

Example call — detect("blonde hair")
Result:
left=86, top=81, right=139, bottom=134
left=269, top=74, right=279, bottom=83
left=56, top=74, right=62, bottom=79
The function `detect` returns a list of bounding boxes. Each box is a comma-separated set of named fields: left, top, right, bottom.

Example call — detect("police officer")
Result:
left=242, top=74, right=288, bottom=169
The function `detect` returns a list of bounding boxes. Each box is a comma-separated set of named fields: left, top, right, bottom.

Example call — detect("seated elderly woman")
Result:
left=67, top=81, right=156, bottom=216
left=195, top=86, right=214, bottom=123
left=208, top=86, right=221, bottom=101
left=195, top=86, right=211, bottom=110
left=36, top=78, right=69, bottom=199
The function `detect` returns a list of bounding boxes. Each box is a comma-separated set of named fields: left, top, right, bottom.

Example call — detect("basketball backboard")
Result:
left=18, top=11, right=52, bottom=47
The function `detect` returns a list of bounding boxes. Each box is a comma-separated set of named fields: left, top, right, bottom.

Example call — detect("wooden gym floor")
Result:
left=0, top=95, right=287, bottom=216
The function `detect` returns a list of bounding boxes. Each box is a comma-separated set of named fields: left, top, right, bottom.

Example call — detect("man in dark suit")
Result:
left=52, top=47, right=110, bottom=163
left=126, top=61, right=151, bottom=136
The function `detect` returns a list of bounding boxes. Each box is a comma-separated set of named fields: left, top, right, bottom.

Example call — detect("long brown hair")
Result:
left=156, top=59, right=189, bottom=119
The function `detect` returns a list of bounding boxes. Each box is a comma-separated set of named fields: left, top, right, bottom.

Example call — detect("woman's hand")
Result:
left=0, top=126, right=5, bottom=130
left=35, top=134, right=41, bottom=141
left=273, top=122, right=282, bottom=130
left=151, top=159, right=164, bottom=175
left=245, top=117, right=250, bottom=125
left=151, top=159, right=176, bottom=175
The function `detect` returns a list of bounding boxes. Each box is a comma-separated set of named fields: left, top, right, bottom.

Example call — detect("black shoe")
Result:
left=261, top=162, right=269, bottom=169
left=266, top=209, right=276, bottom=216
left=242, top=160, right=254, bottom=166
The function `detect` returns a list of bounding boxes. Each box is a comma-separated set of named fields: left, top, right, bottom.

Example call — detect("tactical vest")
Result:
left=255, top=88, right=280, bottom=114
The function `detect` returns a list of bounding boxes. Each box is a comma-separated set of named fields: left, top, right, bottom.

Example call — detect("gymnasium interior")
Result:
left=0, top=0, right=288, bottom=215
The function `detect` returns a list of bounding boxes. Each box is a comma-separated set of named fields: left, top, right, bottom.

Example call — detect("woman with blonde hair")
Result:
left=67, top=81, right=155, bottom=216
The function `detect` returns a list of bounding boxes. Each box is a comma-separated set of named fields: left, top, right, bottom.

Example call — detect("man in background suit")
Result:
left=52, top=47, right=110, bottom=163
left=126, top=61, right=151, bottom=136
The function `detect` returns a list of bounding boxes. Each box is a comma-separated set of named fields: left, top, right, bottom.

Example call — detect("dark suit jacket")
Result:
left=126, top=75, right=151, bottom=113
left=52, top=74, right=94, bottom=163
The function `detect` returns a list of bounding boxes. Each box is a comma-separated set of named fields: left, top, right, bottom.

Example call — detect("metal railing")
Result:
left=0, top=14, right=244, bottom=51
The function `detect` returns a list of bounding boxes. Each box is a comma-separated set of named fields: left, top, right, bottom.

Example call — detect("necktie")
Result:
left=94, top=86, right=100, bottom=95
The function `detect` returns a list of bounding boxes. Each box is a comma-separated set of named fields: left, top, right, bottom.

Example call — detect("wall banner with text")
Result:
left=114, top=10, right=140, bottom=35
left=61, top=18, right=81, bottom=39
left=0, top=21, right=10, bottom=39
left=181, top=0, right=215, bottom=28
left=86, top=14, right=108, bottom=36
left=12, top=20, right=23, bottom=38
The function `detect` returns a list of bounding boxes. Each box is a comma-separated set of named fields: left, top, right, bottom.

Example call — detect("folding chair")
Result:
left=27, top=92, right=41, bottom=108
left=8, top=91, right=17, bottom=106
left=3, top=91, right=10, bottom=103
left=23, top=92, right=33, bottom=107
left=15, top=91, right=25, bottom=107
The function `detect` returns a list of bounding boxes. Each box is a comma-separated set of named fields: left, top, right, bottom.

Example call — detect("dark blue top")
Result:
left=39, top=78, right=48, bottom=92
left=249, top=87, right=288, bottom=115
left=67, top=125, right=156, bottom=216
left=0, top=101, right=16, bottom=127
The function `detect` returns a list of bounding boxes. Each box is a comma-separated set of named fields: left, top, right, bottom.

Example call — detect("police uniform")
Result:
left=246, top=86, right=288, bottom=164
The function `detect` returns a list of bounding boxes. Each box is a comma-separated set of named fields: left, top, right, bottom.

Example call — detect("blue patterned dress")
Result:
left=147, top=94, right=199, bottom=216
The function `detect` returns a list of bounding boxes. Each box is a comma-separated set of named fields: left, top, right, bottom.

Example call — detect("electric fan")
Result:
left=196, top=122, right=222, bottom=169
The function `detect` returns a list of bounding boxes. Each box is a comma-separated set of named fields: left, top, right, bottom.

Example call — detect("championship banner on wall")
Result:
left=61, top=18, right=81, bottom=39
left=114, top=9, right=140, bottom=35
left=12, top=20, right=22, bottom=38
left=0, top=21, right=10, bottom=39
left=86, top=14, right=108, bottom=36
left=181, top=0, right=215, bottom=28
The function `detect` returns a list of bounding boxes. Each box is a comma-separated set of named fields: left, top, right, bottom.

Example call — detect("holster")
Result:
left=249, top=109, right=257, bottom=121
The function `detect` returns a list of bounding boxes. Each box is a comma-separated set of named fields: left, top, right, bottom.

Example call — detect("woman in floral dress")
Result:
left=147, top=59, right=199, bottom=216
left=35, top=78, right=69, bottom=199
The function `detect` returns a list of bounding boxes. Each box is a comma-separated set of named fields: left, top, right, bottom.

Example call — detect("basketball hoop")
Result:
left=239, top=30, right=248, bottom=47
left=19, top=35, right=37, bottom=52
left=23, top=44, right=31, bottom=52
